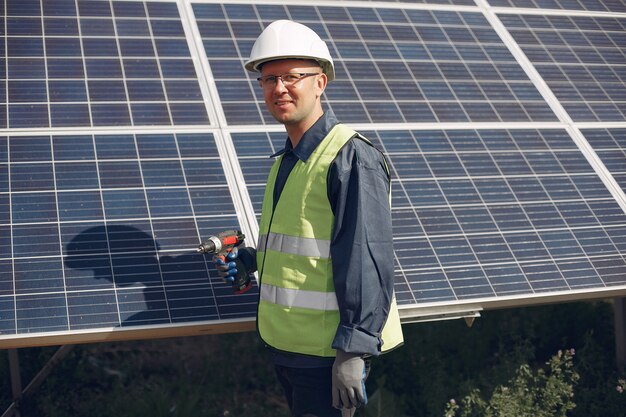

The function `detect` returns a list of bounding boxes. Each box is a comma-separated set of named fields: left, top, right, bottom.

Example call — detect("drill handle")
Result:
left=231, top=257, right=252, bottom=294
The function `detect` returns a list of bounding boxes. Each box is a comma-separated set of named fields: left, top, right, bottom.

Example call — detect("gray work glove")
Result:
left=332, top=350, right=367, bottom=411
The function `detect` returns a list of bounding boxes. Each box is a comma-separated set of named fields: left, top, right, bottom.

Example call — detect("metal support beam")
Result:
left=2, top=345, right=74, bottom=417
left=615, top=298, right=626, bottom=370
left=7, top=350, right=22, bottom=417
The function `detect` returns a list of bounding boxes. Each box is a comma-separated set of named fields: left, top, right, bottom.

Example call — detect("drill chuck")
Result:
left=196, top=235, right=222, bottom=254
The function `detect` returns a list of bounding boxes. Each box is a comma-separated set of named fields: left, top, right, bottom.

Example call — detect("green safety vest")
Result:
left=256, top=123, right=404, bottom=357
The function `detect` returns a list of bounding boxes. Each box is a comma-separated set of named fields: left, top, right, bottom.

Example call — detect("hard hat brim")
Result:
left=245, top=56, right=335, bottom=82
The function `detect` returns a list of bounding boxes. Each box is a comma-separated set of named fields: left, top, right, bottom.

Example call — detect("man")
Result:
left=216, top=20, right=403, bottom=417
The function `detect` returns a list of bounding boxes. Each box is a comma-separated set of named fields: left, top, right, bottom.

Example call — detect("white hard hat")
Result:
left=245, top=20, right=335, bottom=81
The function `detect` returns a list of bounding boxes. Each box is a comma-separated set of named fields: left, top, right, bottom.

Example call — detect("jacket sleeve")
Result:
left=328, top=138, right=395, bottom=356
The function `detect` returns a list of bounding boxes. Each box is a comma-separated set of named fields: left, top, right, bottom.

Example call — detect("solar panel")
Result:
left=582, top=128, right=626, bottom=191
left=3, top=0, right=210, bottom=128
left=0, top=131, right=258, bottom=337
left=490, top=0, right=626, bottom=13
left=2, top=0, right=626, bottom=348
left=232, top=127, right=626, bottom=306
left=194, top=3, right=557, bottom=125
left=499, top=13, right=626, bottom=122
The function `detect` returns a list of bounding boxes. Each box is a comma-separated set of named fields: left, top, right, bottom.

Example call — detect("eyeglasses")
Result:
left=257, top=72, right=320, bottom=89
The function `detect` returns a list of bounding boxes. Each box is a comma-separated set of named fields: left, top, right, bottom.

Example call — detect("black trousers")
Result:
left=274, top=362, right=370, bottom=417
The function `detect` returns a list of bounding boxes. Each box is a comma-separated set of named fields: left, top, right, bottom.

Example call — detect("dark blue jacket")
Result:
left=263, top=110, right=395, bottom=367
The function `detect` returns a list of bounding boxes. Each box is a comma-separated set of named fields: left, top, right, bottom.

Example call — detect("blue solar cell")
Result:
left=67, top=290, right=119, bottom=329
left=0, top=137, right=7, bottom=162
left=85, top=58, right=122, bottom=78
left=191, top=102, right=233, bottom=123
left=0, top=297, right=14, bottom=331
left=113, top=2, right=147, bottom=17
left=46, top=37, right=82, bottom=56
left=189, top=187, right=237, bottom=216
left=115, top=18, right=151, bottom=36
left=90, top=104, right=131, bottom=126
left=10, top=193, right=57, bottom=226
left=142, top=160, right=186, bottom=187
left=182, top=160, right=227, bottom=186
left=49, top=80, right=88, bottom=101
left=440, top=180, right=483, bottom=204
left=78, top=0, right=112, bottom=17
left=98, top=161, right=143, bottom=188
left=55, top=162, right=99, bottom=190
left=57, top=191, right=104, bottom=221
left=102, top=190, right=149, bottom=219
left=95, top=135, right=136, bottom=159
left=0, top=170, right=7, bottom=196
left=83, top=38, right=119, bottom=56
left=118, top=290, right=170, bottom=326
left=151, top=20, right=185, bottom=37
left=152, top=219, right=200, bottom=251
left=12, top=225, right=60, bottom=258
left=127, top=80, right=166, bottom=101
left=147, top=2, right=180, bottom=17
left=229, top=21, right=263, bottom=39
left=42, top=0, right=77, bottom=16
left=16, top=292, right=68, bottom=332
left=9, top=136, right=51, bottom=162
left=0, top=253, right=12, bottom=289
left=0, top=225, right=10, bottom=259
left=131, top=103, right=171, bottom=125
left=8, top=81, right=47, bottom=103
left=105, top=222, right=157, bottom=253
left=10, top=163, right=54, bottom=191
left=119, top=38, right=155, bottom=57
left=80, top=18, right=115, bottom=36
left=164, top=81, right=203, bottom=101
left=135, top=134, right=176, bottom=159
left=154, top=38, right=189, bottom=58
left=113, top=254, right=162, bottom=286
left=123, top=58, right=160, bottom=78
left=7, top=18, right=42, bottom=36
left=7, top=0, right=41, bottom=16
left=167, top=286, right=218, bottom=321
left=88, top=80, right=127, bottom=102
left=64, top=260, right=113, bottom=291
left=156, top=59, right=194, bottom=78
left=177, top=134, right=219, bottom=158
left=146, top=188, right=193, bottom=217
left=523, top=262, right=570, bottom=292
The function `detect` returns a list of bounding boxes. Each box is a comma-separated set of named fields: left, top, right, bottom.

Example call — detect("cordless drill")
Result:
left=197, top=230, right=252, bottom=294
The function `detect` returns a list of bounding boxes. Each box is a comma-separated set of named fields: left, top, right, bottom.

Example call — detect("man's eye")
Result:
left=266, top=76, right=278, bottom=83
left=282, top=74, right=299, bottom=83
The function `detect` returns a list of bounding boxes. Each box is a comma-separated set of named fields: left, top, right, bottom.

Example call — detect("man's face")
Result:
left=260, top=59, right=327, bottom=130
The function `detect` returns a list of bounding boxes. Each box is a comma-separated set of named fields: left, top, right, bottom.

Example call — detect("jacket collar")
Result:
left=270, top=110, right=339, bottom=162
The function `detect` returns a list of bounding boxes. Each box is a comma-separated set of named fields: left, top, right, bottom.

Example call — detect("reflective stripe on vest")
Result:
left=257, top=232, right=331, bottom=258
left=261, top=283, right=339, bottom=311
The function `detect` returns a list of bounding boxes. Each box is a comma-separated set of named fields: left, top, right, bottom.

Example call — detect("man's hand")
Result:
left=213, top=246, right=257, bottom=283
left=213, top=247, right=240, bottom=284
left=332, top=350, right=367, bottom=412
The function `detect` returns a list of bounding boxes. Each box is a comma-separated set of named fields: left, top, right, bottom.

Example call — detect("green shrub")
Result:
left=444, top=349, right=579, bottom=417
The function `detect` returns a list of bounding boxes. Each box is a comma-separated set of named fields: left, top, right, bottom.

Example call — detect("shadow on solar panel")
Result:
left=63, top=225, right=222, bottom=328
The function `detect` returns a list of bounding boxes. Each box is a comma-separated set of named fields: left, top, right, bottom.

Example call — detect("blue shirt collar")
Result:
left=270, top=110, right=339, bottom=162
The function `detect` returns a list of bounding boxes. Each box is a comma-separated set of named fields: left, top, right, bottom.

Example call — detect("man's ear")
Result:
left=315, top=72, right=328, bottom=98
